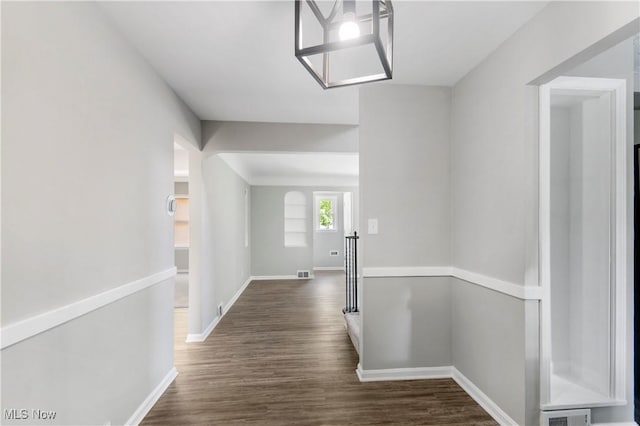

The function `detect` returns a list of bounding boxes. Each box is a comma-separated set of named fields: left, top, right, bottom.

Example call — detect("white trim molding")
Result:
left=355, top=364, right=518, bottom=426
left=186, top=316, right=220, bottom=343
left=186, top=276, right=252, bottom=343
left=451, top=267, right=542, bottom=300
left=592, top=423, right=639, bottom=426
left=361, top=266, right=542, bottom=300
left=451, top=367, right=518, bottom=426
left=363, top=266, right=452, bottom=278
left=356, top=364, right=453, bottom=382
left=250, top=275, right=315, bottom=281
left=125, top=367, right=177, bottom=426
left=1, top=267, right=177, bottom=350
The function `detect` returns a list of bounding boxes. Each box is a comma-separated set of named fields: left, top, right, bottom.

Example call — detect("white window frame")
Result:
left=314, top=194, right=338, bottom=232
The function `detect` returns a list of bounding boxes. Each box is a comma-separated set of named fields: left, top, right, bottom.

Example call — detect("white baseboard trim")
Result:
left=1, top=267, right=177, bottom=350
left=451, top=367, right=518, bottom=426
left=250, top=275, right=315, bottom=281
left=186, top=276, right=252, bottom=343
left=356, top=364, right=453, bottom=382
left=592, top=423, right=639, bottom=426
left=125, top=367, right=177, bottom=426
left=356, top=364, right=518, bottom=426
left=313, top=266, right=345, bottom=271
left=186, top=316, right=219, bottom=343
left=361, top=266, right=542, bottom=300
left=226, top=276, right=252, bottom=312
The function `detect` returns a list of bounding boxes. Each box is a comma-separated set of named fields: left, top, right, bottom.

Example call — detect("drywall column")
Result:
left=359, top=85, right=452, bottom=370
left=197, top=155, right=251, bottom=335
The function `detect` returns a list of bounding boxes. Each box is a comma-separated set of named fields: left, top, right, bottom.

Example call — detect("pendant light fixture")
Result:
left=294, top=0, right=394, bottom=89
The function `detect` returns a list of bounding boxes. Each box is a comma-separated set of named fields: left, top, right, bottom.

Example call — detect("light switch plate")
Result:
left=368, top=218, right=378, bottom=235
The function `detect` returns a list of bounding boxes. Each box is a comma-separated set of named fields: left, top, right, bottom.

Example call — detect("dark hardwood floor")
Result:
left=142, top=271, right=497, bottom=425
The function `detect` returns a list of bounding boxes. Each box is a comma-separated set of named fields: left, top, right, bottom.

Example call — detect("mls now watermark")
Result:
left=4, top=409, right=57, bottom=421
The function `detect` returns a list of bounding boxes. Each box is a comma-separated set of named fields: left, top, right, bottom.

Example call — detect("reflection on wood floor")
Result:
left=142, top=271, right=496, bottom=425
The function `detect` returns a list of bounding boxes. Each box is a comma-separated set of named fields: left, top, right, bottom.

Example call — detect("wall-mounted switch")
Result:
left=367, top=218, right=378, bottom=235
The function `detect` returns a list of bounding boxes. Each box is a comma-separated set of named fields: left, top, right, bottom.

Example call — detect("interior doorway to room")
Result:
left=173, top=143, right=189, bottom=309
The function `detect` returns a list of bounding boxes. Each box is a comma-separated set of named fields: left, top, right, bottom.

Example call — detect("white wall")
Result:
left=1, top=2, right=200, bottom=424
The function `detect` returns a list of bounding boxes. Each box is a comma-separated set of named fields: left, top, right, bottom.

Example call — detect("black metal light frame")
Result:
left=294, top=0, right=394, bottom=89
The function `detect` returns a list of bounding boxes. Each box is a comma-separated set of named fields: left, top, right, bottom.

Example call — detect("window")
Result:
left=174, top=196, right=189, bottom=247
left=315, top=194, right=338, bottom=232
left=284, top=191, right=307, bottom=247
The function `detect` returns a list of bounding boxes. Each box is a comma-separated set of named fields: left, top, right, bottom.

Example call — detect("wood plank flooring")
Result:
left=142, top=272, right=497, bottom=425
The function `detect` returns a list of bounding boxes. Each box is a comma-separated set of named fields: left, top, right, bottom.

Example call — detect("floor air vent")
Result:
left=297, top=270, right=311, bottom=278
left=542, top=409, right=590, bottom=426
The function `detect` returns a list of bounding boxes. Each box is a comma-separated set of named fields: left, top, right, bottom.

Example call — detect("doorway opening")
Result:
left=174, top=142, right=189, bottom=309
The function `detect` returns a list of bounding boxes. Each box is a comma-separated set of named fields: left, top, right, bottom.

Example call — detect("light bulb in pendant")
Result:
left=339, top=12, right=360, bottom=41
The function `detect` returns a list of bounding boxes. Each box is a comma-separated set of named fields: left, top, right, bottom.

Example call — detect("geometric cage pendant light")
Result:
left=294, top=0, right=393, bottom=89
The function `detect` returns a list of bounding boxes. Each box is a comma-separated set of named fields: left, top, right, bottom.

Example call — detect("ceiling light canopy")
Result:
left=295, top=0, right=394, bottom=89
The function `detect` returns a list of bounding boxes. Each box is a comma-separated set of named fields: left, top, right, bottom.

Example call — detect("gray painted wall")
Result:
left=202, top=121, right=358, bottom=154
left=200, top=155, right=251, bottom=326
left=356, top=4, right=638, bottom=426
left=251, top=186, right=357, bottom=277
left=359, top=85, right=451, bottom=268
left=451, top=278, right=526, bottom=426
left=358, top=85, right=452, bottom=375
left=1, top=2, right=200, bottom=424
left=449, top=4, right=637, bottom=424
left=362, top=277, right=451, bottom=370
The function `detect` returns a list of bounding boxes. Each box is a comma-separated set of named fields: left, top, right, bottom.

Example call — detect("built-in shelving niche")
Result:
left=540, top=77, right=628, bottom=410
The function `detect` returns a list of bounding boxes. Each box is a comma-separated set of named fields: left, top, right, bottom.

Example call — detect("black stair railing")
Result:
left=343, top=231, right=359, bottom=313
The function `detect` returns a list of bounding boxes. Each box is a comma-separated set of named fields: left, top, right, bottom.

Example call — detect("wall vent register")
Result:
left=297, top=270, right=311, bottom=278
left=541, top=409, right=590, bottom=426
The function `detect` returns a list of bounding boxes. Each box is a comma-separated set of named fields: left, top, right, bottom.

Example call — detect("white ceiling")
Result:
left=100, top=1, right=547, bottom=125
left=218, top=152, right=359, bottom=186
